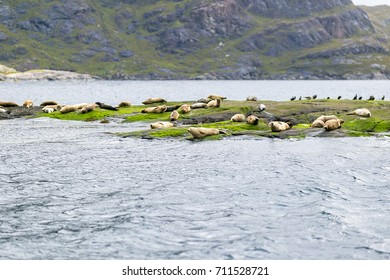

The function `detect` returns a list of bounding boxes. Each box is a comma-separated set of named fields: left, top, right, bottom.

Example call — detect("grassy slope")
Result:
left=0, top=1, right=389, bottom=78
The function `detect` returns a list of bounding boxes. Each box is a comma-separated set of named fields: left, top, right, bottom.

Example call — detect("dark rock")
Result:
left=119, top=50, right=134, bottom=58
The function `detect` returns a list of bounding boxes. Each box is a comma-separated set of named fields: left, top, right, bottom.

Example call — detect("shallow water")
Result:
left=0, top=81, right=390, bottom=259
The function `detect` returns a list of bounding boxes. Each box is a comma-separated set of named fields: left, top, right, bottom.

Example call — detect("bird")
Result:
left=368, top=95, right=375, bottom=101
left=259, top=104, right=266, bottom=112
left=327, top=97, right=330, bottom=100
left=312, top=94, right=317, bottom=100
left=337, top=96, right=342, bottom=100
left=381, top=95, right=385, bottom=100
left=304, top=96, right=312, bottom=100
left=298, top=96, right=302, bottom=100
left=358, top=96, right=362, bottom=100
left=353, top=94, right=357, bottom=100
left=290, top=96, right=296, bottom=101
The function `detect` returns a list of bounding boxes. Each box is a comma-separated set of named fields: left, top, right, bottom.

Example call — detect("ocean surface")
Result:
left=0, top=80, right=389, bottom=260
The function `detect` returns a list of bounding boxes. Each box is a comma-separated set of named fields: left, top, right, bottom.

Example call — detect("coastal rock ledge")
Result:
left=0, top=64, right=97, bottom=81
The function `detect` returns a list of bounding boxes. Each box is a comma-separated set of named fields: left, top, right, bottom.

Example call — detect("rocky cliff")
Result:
left=0, top=0, right=389, bottom=79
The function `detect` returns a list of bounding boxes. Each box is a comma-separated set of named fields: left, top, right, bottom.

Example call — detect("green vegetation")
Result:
left=35, top=99, right=390, bottom=140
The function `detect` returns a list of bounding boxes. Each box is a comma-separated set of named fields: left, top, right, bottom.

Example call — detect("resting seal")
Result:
left=207, top=98, right=221, bottom=108
left=40, top=101, right=58, bottom=107
left=0, top=101, right=18, bottom=107
left=150, top=121, right=176, bottom=129
left=230, top=114, right=246, bottom=122
left=246, top=115, right=259, bottom=125
left=165, top=105, right=181, bottom=112
left=118, top=101, right=131, bottom=108
left=246, top=96, right=257, bottom=101
left=180, top=104, right=191, bottom=114
left=60, top=105, right=78, bottom=114
left=142, top=97, right=167, bottom=105
left=324, top=119, right=344, bottom=131
left=268, top=121, right=291, bottom=132
left=208, top=95, right=227, bottom=100
left=0, top=106, right=8, bottom=114
left=347, top=108, right=371, bottom=118
left=23, top=100, right=33, bottom=108
left=42, top=107, right=55, bottom=113
left=315, top=115, right=339, bottom=123
left=95, top=102, right=118, bottom=111
left=80, top=104, right=98, bottom=114
left=188, top=127, right=222, bottom=139
left=141, top=105, right=167, bottom=113
left=42, top=105, right=61, bottom=111
left=190, top=102, right=208, bottom=109
left=170, top=110, right=179, bottom=121
left=311, top=119, right=325, bottom=128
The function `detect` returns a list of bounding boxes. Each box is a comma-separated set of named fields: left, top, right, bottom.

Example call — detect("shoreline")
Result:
left=1, top=99, right=389, bottom=140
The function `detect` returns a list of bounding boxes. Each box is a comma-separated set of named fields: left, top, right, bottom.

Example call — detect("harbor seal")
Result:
left=324, top=119, right=344, bottom=131
left=259, top=104, right=266, bottom=112
left=187, top=127, right=221, bottom=139
left=80, top=104, right=98, bottom=114
left=311, top=119, right=325, bottom=128
left=268, top=121, right=291, bottom=132
left=246, top=96, right=257, bottom=101
left=180, top=104, right=191, bottom=114
left=347, top=108, right=371, bottom=118
left=230, top=114, right=246, bottom=122
left=142, top=97, right=167, bottom=105
left=150, top=121, right=176, bottom=129
left=40, top=101, right=58, bottom=107
left=246, top=115, right=259, bottom=125
left=190, top=102, right=208, bottom=109
left=207, top=98, right=221, bottom=108
left=0, top=106, right=8, bottom=114
left=60, top=105, right=78, bottom=114
left=23, top=100, right=33, bottom=108
left=118, top=101, right=132, bottom=108
left=42, top=107, right=55, bottom=113
left=315, top=115, right=339, bottom=123
left=42, top=105, right=61, bottom=111
left=95, top=102, right=118, bottom=111
left=165, top=105, right=181, bottom=112
left=170, top=110, right=179, bottom=121
left=208, top=95, right=227, bottom=100
left=141, top=105, right=167, bottom=113
left=0, top=101, right=18, bottom=107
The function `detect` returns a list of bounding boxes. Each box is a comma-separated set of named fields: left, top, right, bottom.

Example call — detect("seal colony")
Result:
left=1, top=95, right=389, bottom=140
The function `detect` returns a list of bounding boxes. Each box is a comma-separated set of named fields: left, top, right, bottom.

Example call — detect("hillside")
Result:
left=0, top=0, right=389, bottom=79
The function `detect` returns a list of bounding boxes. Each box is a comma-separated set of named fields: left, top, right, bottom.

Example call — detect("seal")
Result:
left=141, top=105, right=167, bottom=113
left=246, top=115, right=259, bottom=125
left=259, top=104, right=266, bottom=112
left=268, top=121, right=291, bottom=132
left=197, top=98, right=211, bottom=103
left=311, top=119, right=325, bottom=128
left=246, top=96, right=257, bottom=101
left=180, top=104, right=191, bottom=114
left=60, top=105, right=78, bottom=114
left=118, top=101, right=131, bottom=108
left=23, top=100, right=33, bottom=108
left=42, top=107, right=55, bottom=113
left=187, top=127, right=221, bottom=139
left=95, top=102, right=118, bottom=111
left=40, top=101, right=58, bottom=107
left=347, top=108, right=371, bottom=118
left=42, top=105, right=61, bottom=111
left=230, top=114, right=246, bottom=122
left=324, top=119, right=344, bottom=131
left=208, top=95, right=227, bottom=100
left=0, top=101, right=18, bottom=107
left=207, top=98, right=221, bottom=108
left=150, top=121, right=176, bottom=129
left=142, top=97, right=167, bottom=105
left=80, top=104, right=98, bottom=114
left=165, top=105, right=181, bottom=112
left=0, top=106, right=8, bottom=114
left=315, top=115, right=339, bottom=123
left=170, top=110, right=179, bottom=121
left=190, top=102, right=208, bottom=109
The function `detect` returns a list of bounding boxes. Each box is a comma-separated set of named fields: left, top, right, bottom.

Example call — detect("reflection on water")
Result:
left=0, top=117, right=389, bottom=259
